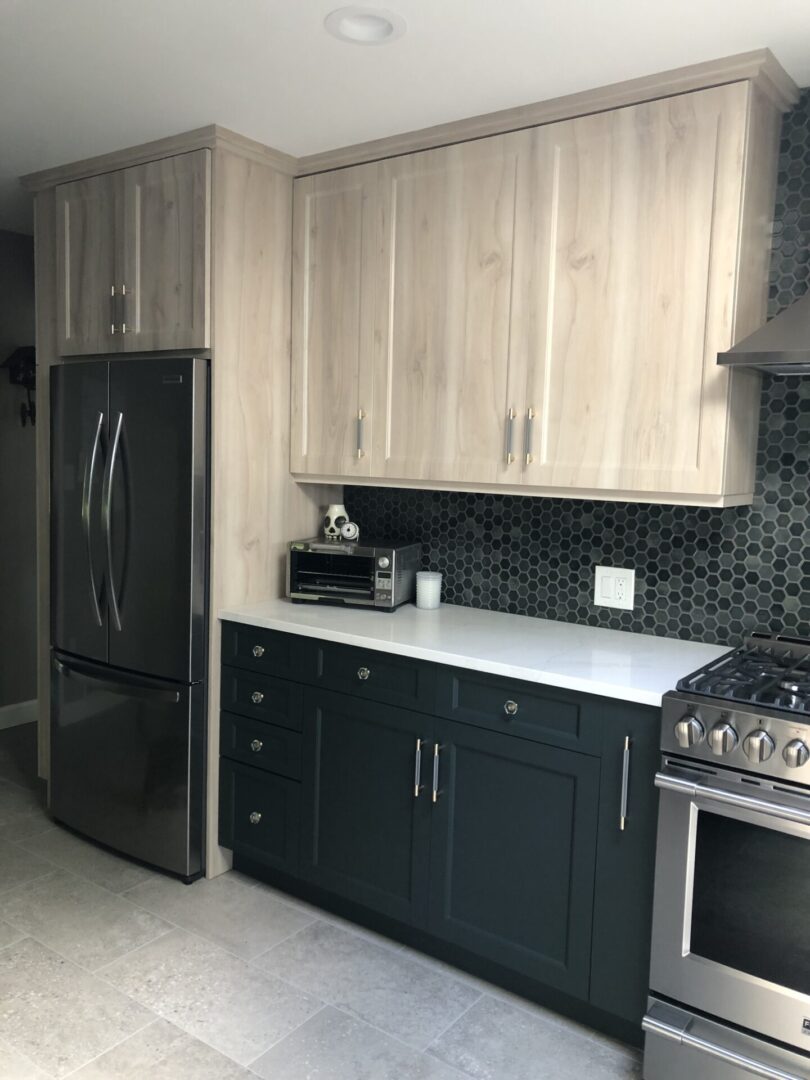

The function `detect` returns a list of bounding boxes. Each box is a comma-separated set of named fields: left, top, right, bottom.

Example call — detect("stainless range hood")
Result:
left=718, top=292, right=810, bottom=373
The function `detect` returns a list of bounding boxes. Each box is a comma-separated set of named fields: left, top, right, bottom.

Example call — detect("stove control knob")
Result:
left=674, top=715, right=704, bottom=748
left=707, top=722, right=739, bottom=756
left=743, top=729, right=775, bottom=764
left=377, top=556, right=390, bottom=569
left=783, top=739, right=810, bottom=769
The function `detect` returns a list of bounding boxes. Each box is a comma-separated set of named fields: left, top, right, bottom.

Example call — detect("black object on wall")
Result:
left=346, top=89, right=810, bottom=647
left=2, top=345, right=36, bottom=426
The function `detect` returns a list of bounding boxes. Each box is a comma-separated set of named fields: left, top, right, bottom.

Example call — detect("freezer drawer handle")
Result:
left=101, top=411, right=124, bottom=633
left=53, top=656, right=181, bottom=704
left=81, top=410, right=105, bottom=628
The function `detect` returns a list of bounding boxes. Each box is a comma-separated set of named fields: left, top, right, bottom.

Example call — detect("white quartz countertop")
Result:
left=219, top=599, right=729, bottom=708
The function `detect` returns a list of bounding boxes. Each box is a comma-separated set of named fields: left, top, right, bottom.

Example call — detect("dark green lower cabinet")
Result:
left=427, top=720, right=600, bottom=997
left=301, top=688, right=432, bottom=925
left=220, top=759, right=300, bottom=875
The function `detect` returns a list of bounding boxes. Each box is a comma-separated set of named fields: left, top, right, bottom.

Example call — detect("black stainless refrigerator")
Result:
left=50, top=356, right=208, bottom=880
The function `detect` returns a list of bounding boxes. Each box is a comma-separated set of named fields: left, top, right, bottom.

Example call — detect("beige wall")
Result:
left=0, top=229, right=37, bottom=708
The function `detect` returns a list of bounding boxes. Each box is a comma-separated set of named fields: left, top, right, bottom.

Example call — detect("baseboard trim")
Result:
left=0, top=699, right=38, bottom=731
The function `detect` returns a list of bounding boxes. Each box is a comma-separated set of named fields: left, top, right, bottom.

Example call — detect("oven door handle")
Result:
left=655, top=770, right=810, bottom=828
left=642, top=1013, right=805, bottom=1080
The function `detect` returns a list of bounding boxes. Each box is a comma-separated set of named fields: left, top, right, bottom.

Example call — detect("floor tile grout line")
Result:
left=422, top=992, right=486, bottom=1060
left=330, top=1003, right=478, bottom=1075
left=0, top=1029, right=61, bottom=1080
left=58, top=1015, right=160, bottom=1079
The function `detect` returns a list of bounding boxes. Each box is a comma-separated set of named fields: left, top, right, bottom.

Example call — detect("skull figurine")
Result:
left=323, top=503, right=349, bottom=542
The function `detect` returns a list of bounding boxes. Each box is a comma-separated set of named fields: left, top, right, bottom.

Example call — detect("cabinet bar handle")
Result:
left=110, top=284, right=117, bottom=334
left=356, top=409, right=366, bottom=459
left=121, top=284, right=128, bottom=334
left=432, top=742, right=441, bottom=803
left=414, top=738, right=423, bottom=798
left=505, top=408, right=516, bottom=465
left=525, top=407, right=536, bottom=465
left=619, top=735, right=631, bottom=831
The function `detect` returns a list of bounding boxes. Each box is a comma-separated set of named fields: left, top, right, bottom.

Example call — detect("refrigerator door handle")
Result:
left=81, top=410, right=104, bottom=627
left=102, top=411, right=124, bottom=632
left=53, top=655, right=181, bottom=704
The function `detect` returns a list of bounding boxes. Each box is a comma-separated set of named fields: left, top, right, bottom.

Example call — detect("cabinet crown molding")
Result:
left=19, top=49, right=797, bottom=193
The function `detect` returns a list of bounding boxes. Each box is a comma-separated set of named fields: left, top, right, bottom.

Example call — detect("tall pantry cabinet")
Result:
left=25, top=128, right=337, bottom=877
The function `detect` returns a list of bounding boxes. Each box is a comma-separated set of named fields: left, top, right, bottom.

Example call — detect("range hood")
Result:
left=718, top=292, right=810, bottom=374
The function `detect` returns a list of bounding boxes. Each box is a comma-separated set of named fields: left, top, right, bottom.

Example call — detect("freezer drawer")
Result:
left=51, top=652, right=204, bottom=878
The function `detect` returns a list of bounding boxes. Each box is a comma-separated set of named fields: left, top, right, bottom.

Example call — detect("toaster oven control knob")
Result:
left=707, top=722, right=738, bottom=756
left=377, top=556, right=390, bottom=569
left=743, top=729, right=775, bottom=764
left=674, top=715, right=704, bottom=748
left=783, top=739, right=810, bottom=769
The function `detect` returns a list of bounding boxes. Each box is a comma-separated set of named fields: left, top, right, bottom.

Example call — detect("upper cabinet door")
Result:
left=290, top=166, right=376, bottom=477
left=121, top=149, right=211, bottom=352
left=56, top=173, right=121, bottom=356
left=514, top=84, right=749, bottom=497
left=371, top=134, right=526, bottom=484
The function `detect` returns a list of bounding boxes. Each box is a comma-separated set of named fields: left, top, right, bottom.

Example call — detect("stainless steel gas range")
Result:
left=643, top=633, right=810, bottom=1080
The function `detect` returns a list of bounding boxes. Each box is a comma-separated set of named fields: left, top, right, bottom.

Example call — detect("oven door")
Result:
left=650, top=761, right=810, bottom=1053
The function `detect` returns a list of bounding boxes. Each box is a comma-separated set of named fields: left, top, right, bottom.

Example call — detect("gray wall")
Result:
left=0, top=229, right=36, bottom=707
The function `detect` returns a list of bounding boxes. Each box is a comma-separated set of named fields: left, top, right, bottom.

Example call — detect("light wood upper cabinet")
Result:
left=56, top=172, right=120, bottom=356
left=55, top=150, right=210, bottom=356
left=290, top=166, right=376, bottom=477
left=122, top=149, right=211, bottom=352
left=511, top=83, right=751, bottom=498
left=371, top=135, right=525, bottom=483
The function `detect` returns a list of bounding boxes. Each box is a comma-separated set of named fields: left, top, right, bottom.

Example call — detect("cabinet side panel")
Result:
left=207, top=147, right=338, bottom=876
left=722, top=85, right=783, bottom=496
left=34, top=189, right=57, bottom=782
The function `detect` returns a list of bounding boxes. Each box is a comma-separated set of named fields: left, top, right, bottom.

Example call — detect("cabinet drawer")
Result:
left=220, top=712, right=302, bottom=780
left=221, top=621, right=310, bottom=679
left=219, top=759, right=300, bottom=874
left=436, top=668, right=602, bottom=753
left=220, top=665, right=302, bottom=731
left=313, top=641, right=435, bottom=711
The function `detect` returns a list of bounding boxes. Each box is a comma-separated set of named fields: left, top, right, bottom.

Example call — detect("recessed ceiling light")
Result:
left=324, top=6, right=406, bottom=45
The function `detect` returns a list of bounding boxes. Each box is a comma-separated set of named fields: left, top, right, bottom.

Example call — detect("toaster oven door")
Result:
left=290, top=550, right=376, bottom=605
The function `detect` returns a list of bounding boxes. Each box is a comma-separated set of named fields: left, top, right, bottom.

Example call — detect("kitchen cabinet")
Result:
left=300, top=688, right=432, bottom=925
left=55, top=149, right=210, bottom=356
left=218, top=622, right=660, bottom=1041
left=428, top=719, right=600, bottom=996
left=290, top=166, right=376, bottom=477
left=290, top=81, right=781, bottom=506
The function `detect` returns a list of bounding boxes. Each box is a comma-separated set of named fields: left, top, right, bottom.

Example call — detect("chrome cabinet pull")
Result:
left=413, top=738, right=423, bottom=798
left=357, top=666, right=371, bottom=681
left=249, top=811, right=262, bottom=825
left=101, top=411, right=124, bottom=632
left=432, top=742, right=442, bottom=803
left=525, top=407, right=536, bottom=465
left=503, top=700, right=519, bottom=717
left=356, top=409, right=366, bottom=459
left=252, top=644, right=265, bottom=658
left=81, top=410, right=104, bottom=628
left=250, top=691, right=264, bottom=704
left=120, top=284, right=128, bottom=334
left=250, top=739, right=263, bottom=753
left=505, top=408, right=516, bottom=464
left=619, top=735, right=631, bottom=831
left=110, top=284, right=117, bottom=334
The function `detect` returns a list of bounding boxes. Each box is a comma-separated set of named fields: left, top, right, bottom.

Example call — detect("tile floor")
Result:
left=0, top=724, right=642, bottom=1079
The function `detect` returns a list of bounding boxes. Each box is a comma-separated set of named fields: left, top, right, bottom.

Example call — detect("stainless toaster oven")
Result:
left=287, top=539, right=421, bottom=610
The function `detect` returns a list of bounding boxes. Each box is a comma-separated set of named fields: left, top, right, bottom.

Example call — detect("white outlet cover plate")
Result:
left=594, top=566, right=635, bottom=611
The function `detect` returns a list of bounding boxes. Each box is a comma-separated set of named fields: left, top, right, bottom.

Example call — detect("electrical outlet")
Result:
left=594, top=566, right=635, bottom=611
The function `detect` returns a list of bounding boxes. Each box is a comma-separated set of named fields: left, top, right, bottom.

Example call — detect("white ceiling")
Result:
left=2, top=0, right=809, bottom=234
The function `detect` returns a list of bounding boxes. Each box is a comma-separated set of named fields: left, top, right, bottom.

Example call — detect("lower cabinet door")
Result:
left=428, top=720, right=600, bottom=998
left=219, top=759, right=300, bottom=875
left=301, top=688, right=432, bottom=925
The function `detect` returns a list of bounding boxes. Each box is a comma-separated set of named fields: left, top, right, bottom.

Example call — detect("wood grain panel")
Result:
left=290, top=166, right=376, bottom=476
left=372, top=134, right=526, bottom=483
left=55, top=172, right=120, bottom=356
left=207, top=146, right=338, bottom=877
left=122, top=149, right=211, bottom=351
left=515, top=83, right=749, bottom=496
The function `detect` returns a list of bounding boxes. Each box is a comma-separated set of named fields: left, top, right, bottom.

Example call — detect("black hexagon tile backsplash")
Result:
left=346, top=89, right=810, bottom=647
